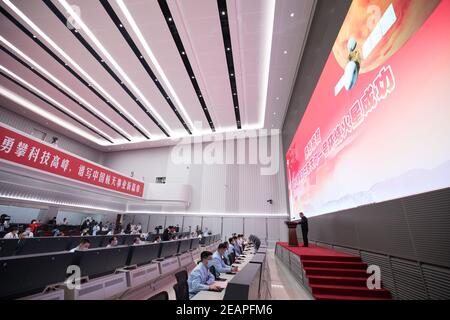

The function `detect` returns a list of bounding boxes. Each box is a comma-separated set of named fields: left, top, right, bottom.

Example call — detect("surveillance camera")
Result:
left=267, top=199, right=273, bottom=204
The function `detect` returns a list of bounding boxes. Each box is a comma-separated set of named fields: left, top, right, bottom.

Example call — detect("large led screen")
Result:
left=287, top=0, right=450, bottom=220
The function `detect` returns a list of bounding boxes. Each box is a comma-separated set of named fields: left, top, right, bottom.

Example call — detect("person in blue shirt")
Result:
left=226, top=237, right=236, bottom=262
left=233, top=236, right=242, bottom=255
left=187, top=251, right=221, bottom=298
left=209, top=243, right=239, bottom=274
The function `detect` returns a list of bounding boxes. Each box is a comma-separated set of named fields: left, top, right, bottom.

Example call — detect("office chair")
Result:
left=173, top=282, right=189, bottom=300
left=147, top=291, right=169, bottom=300
left=209, top=265, right=226, bottom=281
left=175, top=270, right=188, bottom=284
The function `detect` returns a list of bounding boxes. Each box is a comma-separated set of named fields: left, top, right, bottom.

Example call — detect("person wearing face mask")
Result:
left=106, top=236, right=118, bottom=248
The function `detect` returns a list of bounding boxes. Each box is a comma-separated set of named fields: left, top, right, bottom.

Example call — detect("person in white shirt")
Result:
left=203, top=228, right=209, bottom=236
left=69, top=239, right=91, bottom=252
left=22, top=227, right=34, bottom=238
left=92, top=223, right=100, bottom=236
left=61, top=218, right=68, bottom=225
left=106, top=236, right=118, bottom=247
left=133, top=237, right=142, bottom=245
left=3, top=227, right=19, bottom=239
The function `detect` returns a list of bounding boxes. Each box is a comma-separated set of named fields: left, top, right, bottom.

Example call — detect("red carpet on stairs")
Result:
left=277, top=242, right=391, bottom=300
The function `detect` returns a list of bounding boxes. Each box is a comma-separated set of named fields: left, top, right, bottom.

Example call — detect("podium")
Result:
left=285, top=221, right=299, bottom=247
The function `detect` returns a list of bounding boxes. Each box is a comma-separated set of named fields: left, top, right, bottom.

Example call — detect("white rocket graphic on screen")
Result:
left=334, top=3, right=397, bottom=96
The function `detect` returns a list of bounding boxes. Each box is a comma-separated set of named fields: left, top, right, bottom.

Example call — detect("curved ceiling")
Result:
left=0, top=0, right=315, bottom=151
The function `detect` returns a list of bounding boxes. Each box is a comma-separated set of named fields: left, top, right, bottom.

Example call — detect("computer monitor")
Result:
left=73, top=245, right=129, bottom=279
left=190, top=238, right=200, bottom=250
left=127, top=243, right=160, bottom=266
left=178, top=239, right=191, bottom=253
left=223, top=262, right=261, bottom=300
left=15, top=236, right=71, bottom=255
left=158, top=240, right=180, bottom=258
left=0, top=239, right=19, bottom=257
left=0, top=251, right=74, bottom=299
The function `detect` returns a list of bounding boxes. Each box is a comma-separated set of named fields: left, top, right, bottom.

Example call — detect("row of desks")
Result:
left=191, top=246, right=256, bottom=300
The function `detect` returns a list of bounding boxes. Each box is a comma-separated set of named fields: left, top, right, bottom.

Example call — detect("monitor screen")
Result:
left=287, top=0, right=450, bottom=219
left=127, top=243, right=160, bottom=266
left=158, top=240, right=180, bottom=258
left=178, top=239, right=191, bottom=253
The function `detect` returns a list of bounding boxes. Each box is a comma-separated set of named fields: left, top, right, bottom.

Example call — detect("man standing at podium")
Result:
left=299, top=212, right=308, bottom=247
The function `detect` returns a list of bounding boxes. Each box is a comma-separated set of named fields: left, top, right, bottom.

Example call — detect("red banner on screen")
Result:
left=0, top=125, right=144, bottom=197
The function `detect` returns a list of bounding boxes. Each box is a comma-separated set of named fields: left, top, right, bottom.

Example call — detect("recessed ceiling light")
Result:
left=119, top=24, right=123, bottom=28
left=168, top=17, right=172, bottom=21
left=276, top=97, right=279, bottom=100
left=227, top=47, right=230, bottom=51
left=290, top=12, right=295, bottom=17
left=181, top=51, right=185, bottom=55
left=283, top=50, right=288, bottom=54
left=280, top=77, right=283, bottom=80
left=230, top=73, right=234, bottom=76
left=273, top=112, right=277, bottom=115
left=191, top=76, right=195, bottom=79
left=221, top=11, right=226, bottom=15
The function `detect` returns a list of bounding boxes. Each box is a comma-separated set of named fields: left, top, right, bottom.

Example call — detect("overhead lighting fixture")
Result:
left=0, top=85, right=107, bottom=145
left=221, top=11, right=226, bottom=15
left=280, top=77, right=283, bottom=80
left=0, top=65, right=115, bottom=142
left=256, top=0, right=276, bottom=129
left=0, top=35, right=131, bottom=141
left=3, top=0, right=147, bottom=139
left=116, top=0, right=197, bottom=133
left=276, top=97, right=279, bottom=100
left=283, top=50, right=288, bottom=54
left=290, top=12, right=295, bottom=17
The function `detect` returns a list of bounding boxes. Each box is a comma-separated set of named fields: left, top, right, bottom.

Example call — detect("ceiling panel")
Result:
left=0, top=0, right=316, bottom=151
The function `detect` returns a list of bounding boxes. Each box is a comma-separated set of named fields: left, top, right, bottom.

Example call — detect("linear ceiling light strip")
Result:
left=0, top=44, right=128, bottom=142
left=1, top=1, right=151, bottom=139
left=115, top=0, right=197, bottom=136
left=0, top=8, right=132, bottom=141
left=157, top=0, right=216, bottom=132
left=99, top=0, right=192, bottom=135
left=0, top=68, right=114, bottom=143
left=217, top=0, right=242, bottom=129
left=43, top=0, right=169, bottom=138
left=0, top=85, right=107, bottom=145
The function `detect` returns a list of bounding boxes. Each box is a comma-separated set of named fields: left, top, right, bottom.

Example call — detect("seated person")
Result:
left=106, top=236, right=118, bottom=247
left=3, top=227, right=19, bottom=239
left=209, top=243, right=238, bottom=275
left=132, top=237, right=142, bottom=245
left=233, top=236, right=242, bottom=256
left=187, top=251, right=221, bottom=298
left=69, top=238, right=91, bottom=252
left=22, top=227, right=34, bottom=238
left=153, top=235, right=161, bottom=243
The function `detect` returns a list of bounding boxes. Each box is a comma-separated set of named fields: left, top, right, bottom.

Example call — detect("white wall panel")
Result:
left=202, top=216, right=222, bottom=235
left=244, top=217, right=267, bottom=240
left=105, top=135, right=288, bottom=216
left=148, top=214, right=166, bottom=232
left=222, top=217, right=243, bottom=238
left=182, top=215, right=202, bottom=233
left=0, top=204, right=40, bottom=224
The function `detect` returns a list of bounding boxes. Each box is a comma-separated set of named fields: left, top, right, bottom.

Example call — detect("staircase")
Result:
left=301, top=254, right=391, bottom=300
